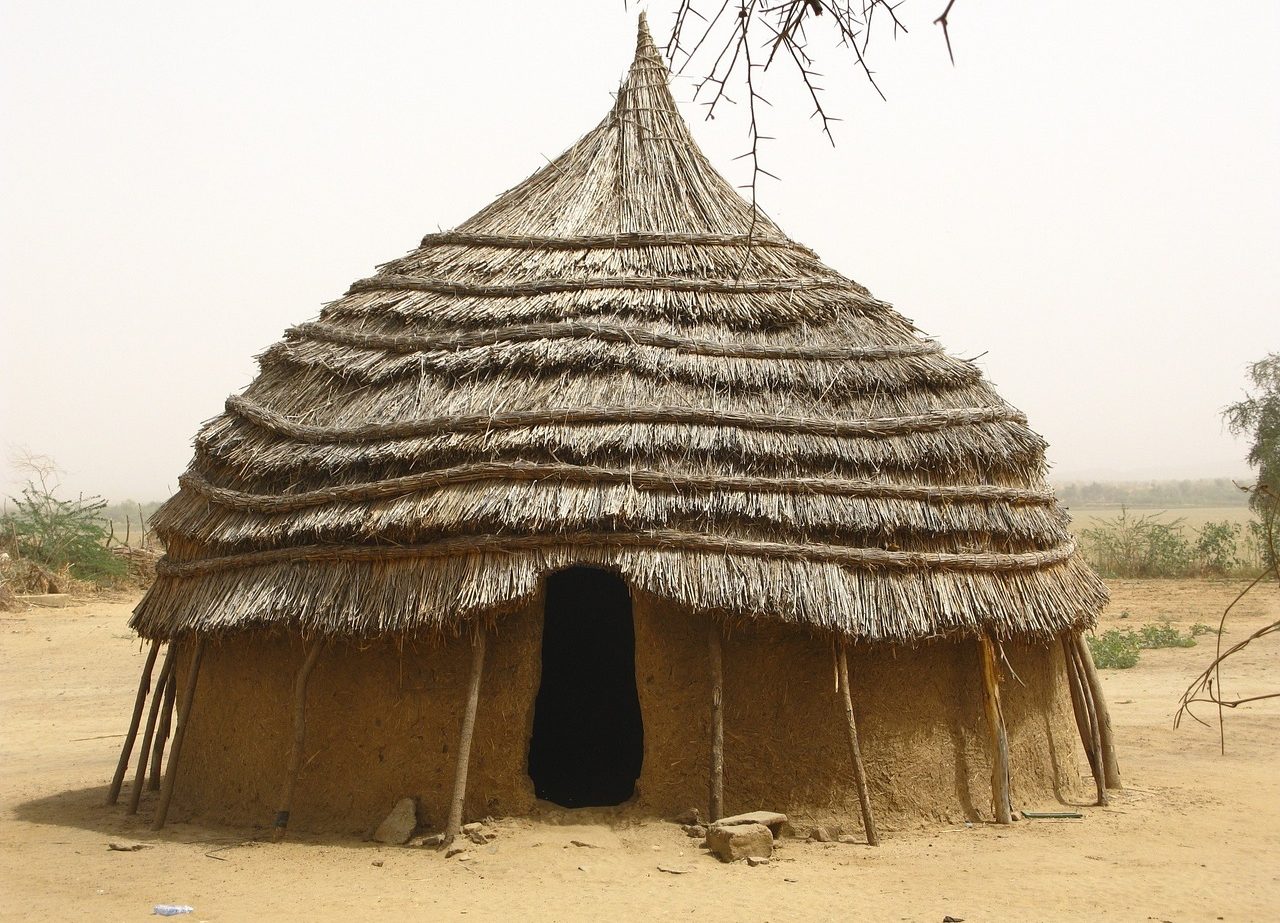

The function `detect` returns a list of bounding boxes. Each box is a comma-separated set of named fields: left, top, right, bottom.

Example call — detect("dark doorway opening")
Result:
left=528, top=567, right=644, bottom=807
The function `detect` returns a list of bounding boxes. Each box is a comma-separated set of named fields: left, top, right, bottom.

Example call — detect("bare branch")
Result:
left=934, top=0, right=957, bottom=64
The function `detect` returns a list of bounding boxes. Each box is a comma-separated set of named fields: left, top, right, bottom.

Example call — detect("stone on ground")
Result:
left=372, top=797, right=417, bottom=845
left=705, top=822, right=773, bottom=862
left=713, top=811, right=789, bottom=838
left=674, top=808, right=702, bottom=826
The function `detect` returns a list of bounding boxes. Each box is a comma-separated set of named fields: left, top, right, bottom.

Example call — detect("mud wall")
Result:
left=170, top=597, right=544, bottom=835
left=630, top=592, right=1085, bottom=831
left=167, top=583, right=1085, bottom=835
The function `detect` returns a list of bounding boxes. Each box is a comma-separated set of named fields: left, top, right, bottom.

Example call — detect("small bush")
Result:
left=2, top=483, right=125, bottom=586
left=1194, top=520, right=1244, bottom=574
left=1087, top=630, right=1142, bottom=669
left=1087, top=620, right=1205, bottom=669
left=1137, top=619, right=1196, bottom=649
left=1080, top=508, right=1193, bottom=578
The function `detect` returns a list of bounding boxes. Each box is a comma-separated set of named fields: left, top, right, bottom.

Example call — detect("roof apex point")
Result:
left=637, top=10, right=651, bottom=40
left=632, top=11, right=663, bottom=70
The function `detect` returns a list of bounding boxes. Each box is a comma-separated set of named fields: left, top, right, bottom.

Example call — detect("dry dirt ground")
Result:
left=2, top=580, right=1277, bottom=922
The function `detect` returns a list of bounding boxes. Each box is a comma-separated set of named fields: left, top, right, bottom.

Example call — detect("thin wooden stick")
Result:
left=127, top=644, right=176, bottom=815
left=708, top=619, right=725, bottom=823
left=152, top=636, right=206, bottom=830
left=978, top=634, right=1013, bottom=824
left=1066, top=637, right=1108, bottom=806
left=835, top=640, right=879, bottom=845
left=1073, top=632, right=1120, bottom=789
left=273, top=638, right=327, bottom=841
left=148, top=663, right=178, bottom=791
left=1061, top=634, right=1094, bottom=754
left=106, top=639, right=160, bottom=805
left=445, top=628, right=486, bottom=844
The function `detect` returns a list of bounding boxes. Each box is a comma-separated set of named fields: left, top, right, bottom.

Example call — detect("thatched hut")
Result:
left=109, top=17, right=1116, bottom=842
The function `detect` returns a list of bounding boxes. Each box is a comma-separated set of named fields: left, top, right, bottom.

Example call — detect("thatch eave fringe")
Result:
left=129, top=547, right=1106, bottom=643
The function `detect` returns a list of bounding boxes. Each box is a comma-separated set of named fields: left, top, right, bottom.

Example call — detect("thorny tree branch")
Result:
left=934, top=0, right=957, bottom=64
left=666, top=1, right=957, bottom=228
left=1173, top=484, right=1280, bottom=753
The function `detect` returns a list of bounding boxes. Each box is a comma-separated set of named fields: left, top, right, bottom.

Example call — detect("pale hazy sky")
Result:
left=2, top=1, right=1277, bottom=503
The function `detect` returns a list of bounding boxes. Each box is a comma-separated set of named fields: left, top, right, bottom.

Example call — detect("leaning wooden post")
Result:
left=1073, top=631, right=1120, bottom=789
left=835, top=640, right=880, bottom=845
left=148, top=663, right=178, bottom=791
left=128, top=644, right=177, bottom=815
left=152, top=635, right=206, bottom=830
left=1063, top=635, right=1107, bottom=806
left=444, top=627, right=487, bottom=845
left=106, top=639, right=161, bottom=805
left=978, top=634, right=1013, bottom=824
left=708, top=619, right=725, bottom=823
left=273, top=637, right=327, bottom=842
left=1060, top=635, right=1095, bottom=754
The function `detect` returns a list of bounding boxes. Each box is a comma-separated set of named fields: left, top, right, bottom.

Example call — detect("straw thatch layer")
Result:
left=132, top=18, right=1106, bottom=641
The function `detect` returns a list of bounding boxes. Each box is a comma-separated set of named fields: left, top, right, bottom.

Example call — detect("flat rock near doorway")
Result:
left=711, top=811, right=788, bottom=838
left=705, top=822, right=773, bottom=862
left=372, top=797, right=417, bottom=845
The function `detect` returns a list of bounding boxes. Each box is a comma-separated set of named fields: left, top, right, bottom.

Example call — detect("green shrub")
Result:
left=1087, top=620, right=1205, bottom=669
left=3, top=484, right=125, bottom=585
left=1080, top=509, right=1264, bottom=577
left=1194, top=520, right=1244, bottom=574
left=1080, top=508, right=1193, bottom=577
left=1087, top=630, right=1142, bottom=669
left=1137, top=619, right=1196, bottom=649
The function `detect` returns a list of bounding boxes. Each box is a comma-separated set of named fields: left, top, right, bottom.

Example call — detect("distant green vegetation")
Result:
left=1087, top=619, right=1212, bottom=669
left=1076, top=507, right=1266, bottom=578
left=2, top=482, right=125, bottom=585
left=1053, top=478, right=1249, bottom=509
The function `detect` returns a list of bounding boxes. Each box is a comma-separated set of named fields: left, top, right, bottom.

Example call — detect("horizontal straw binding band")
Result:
left=346, top=274, right=862, bottom=298
left=156, top=530, right=1078, bottom=578
left=224, top=396, right=1028, bottom=445
left=416, top=231, right=812, bottom=254
left=179, top=461, right=1058, bottom=514
left=287, top=321, right=943, bottom=362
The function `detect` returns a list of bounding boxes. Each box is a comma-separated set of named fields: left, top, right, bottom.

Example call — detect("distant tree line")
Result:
left=1054, top=478, right=1250, bottom=509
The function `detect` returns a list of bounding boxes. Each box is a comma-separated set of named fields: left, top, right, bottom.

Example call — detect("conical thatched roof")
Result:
left=133, top=17, right=1107, bottom=643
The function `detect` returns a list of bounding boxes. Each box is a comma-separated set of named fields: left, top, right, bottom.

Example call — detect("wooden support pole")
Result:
left=128, top=644, right=177, bottom=815
left=978, top=634, right=1013, bottom=824
left=152, top=635, right=206, bottom=830
left=835, top=640, right=880, bottom=845
left=148, top=663, right=178, bottom=791
left=273, top=638, right=327, bottom=842
left=106, top=639, right=161, bottom=805
left=708, top=619, right=725, bottom=823
left=444, top=629, right=486, bottom=845
left=1073, top=631, right=1121, bottom=789
left=1064, top=635, right=1107, bottom=806
left=1061, top=634, right=1095, bottom=756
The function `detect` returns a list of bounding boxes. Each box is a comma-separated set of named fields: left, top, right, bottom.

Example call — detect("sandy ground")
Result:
left=1, top=579, right=1277, bottom=922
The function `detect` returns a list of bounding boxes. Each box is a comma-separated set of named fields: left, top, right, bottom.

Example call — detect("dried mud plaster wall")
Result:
left=170, top=600, right=544, bottom=835
left=169, top=587, right=1085, bottom=834
left=631, top=592, right=1086, bottom=831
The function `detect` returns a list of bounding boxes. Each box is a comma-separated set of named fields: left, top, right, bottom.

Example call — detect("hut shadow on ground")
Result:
left=10, top=785, right=364, bottom=849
